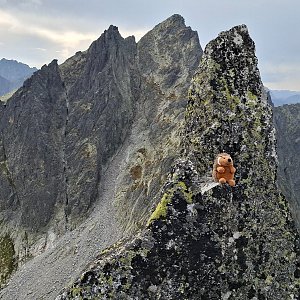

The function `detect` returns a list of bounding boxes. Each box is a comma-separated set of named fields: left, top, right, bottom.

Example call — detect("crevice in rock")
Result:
left=62, top=90, right=70, bottom=229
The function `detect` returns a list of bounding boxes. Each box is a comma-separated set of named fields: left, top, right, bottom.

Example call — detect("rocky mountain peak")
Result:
left=184, top=24, right=274, bottom=183
left=138, top=14, right=202, bottom=91
left=57, top=24, right=300, bottom=300
left=159, top=13, right=185, bottom=28
left=1, top=16, right=299, bottom=300
left=205, top=24, right=260, bottom=98
left=0, top=15, right=203, bottom=298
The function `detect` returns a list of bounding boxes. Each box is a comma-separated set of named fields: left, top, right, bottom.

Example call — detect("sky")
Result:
left=0, top=0, right=299, bottom=91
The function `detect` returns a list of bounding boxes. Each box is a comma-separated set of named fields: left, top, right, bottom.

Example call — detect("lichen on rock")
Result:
left=0, top=234, right=16, bottom=287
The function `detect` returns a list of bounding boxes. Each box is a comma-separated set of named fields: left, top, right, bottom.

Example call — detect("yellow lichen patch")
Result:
left=147, top=181, right=194, bottom=226
left=147, top=193, right=172, bottom=226
left=0, top=234, right=16, bottom=287
left=246, top=90, right=257, bottom=101
left=0, top=161, right=9, bottom=177
left=80, top=103, right=92, bottom=111
left=176, top=181, right=193, bottom=204
left=223, top=81, right=240, bottom=109
left=71, top=287, right=83, bottom=298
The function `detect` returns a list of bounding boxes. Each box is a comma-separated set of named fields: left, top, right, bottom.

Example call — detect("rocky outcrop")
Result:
left=0, top=15, right=202, bottom=296
left=0, top=25, right=139, bottom=266
left=58, top=162, right=299, bottom=300
left=1, top=60, right=66, bottom=230
left=274, top=103, right=300, bottom=228
left=57, top=25, right=300, bottom=299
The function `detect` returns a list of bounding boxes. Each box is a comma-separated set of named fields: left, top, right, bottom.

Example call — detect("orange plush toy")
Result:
left=212, top=153, right=236, bottom=187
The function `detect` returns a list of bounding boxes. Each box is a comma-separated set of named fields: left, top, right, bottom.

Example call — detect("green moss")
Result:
left=177, top=181, right=193, bottom=204
left=147, top=192, right=172, bottom=226
left=147, top=181, right=194, bottom=226
left=0, top=234, right=16, bottom=287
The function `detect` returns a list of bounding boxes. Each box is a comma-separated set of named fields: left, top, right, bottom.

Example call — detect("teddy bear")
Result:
left=212, top=153, right=236, bottom=186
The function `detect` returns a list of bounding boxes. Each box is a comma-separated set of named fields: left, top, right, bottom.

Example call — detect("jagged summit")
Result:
left=184, top=23, right=272, bottom=178
left=56, top=24, right=300, bottom=300
left=107, top=24, right=119, bottom=32
left=0, top=15, right=299, bottom=299
left=138, top=14, right=201, bottom=91
left=0, top=15, right=202, bottom=298
left=159, top=13, right=186, bottom=27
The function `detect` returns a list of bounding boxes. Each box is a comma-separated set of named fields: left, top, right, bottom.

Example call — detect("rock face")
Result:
left=114, top=14, right=202, bottom=231
left=0, top=58, right=37, bottom=97
left=0, top=15, right=202, bottom=297
left=61, top=25, right=139, bottom=225
left=274, top=103, right=300, bottom=227
left=57, top=25, right=300, bottom=299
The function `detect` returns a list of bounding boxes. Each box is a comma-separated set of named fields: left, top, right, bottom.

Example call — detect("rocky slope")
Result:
left=0, top=58, right=37, bottom=97
left=57, top=25, right=300, bottom=300
left=0, top=15, right=202, bottom=298
left=274, top=103, right=300, bottom=228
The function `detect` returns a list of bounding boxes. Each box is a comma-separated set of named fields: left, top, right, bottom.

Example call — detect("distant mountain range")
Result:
left=270, top=89, right=300, bottom=106
left=0, top=58, right=37, bottom=97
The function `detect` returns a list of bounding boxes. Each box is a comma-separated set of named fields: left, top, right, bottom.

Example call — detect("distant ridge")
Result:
left=0, top=58, right=37, bottom=97
left=270, top=89, right=300, bottom=106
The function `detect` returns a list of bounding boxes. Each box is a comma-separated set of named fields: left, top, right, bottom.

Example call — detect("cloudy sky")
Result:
left=0, top=0, right=299, bottom=90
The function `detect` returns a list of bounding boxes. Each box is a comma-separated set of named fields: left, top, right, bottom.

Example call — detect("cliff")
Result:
left=274, top=103, right=300, bottom=228
left=56, top=25, right=300, bottom=299
left=0, top=15, right=202, bottom=298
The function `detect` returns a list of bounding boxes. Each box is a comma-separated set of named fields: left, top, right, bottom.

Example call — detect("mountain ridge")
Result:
left=270, top=89, right=300, bottom=106
left=0, top=15, right=299, bottom=300
left=0, top=58, right=37, bottom=97
left=0, top=14, right=203, bottom=298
